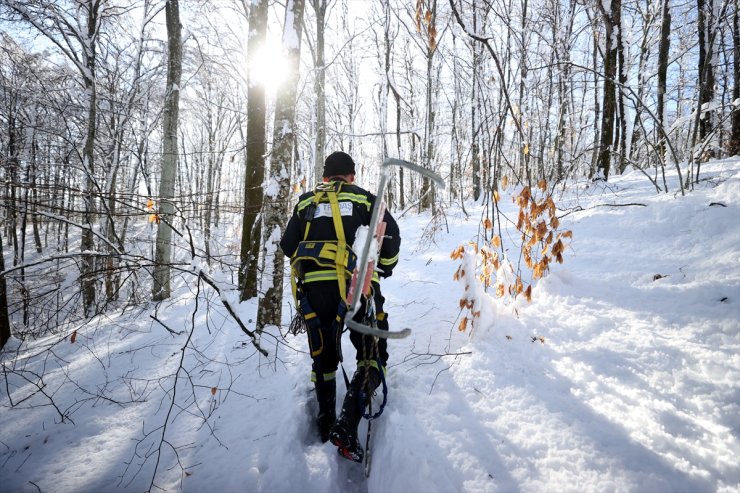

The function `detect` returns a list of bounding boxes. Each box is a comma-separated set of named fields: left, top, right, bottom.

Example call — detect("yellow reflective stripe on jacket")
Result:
left=296, top=191, right=371, bottom=213
left=303, top=270, right=377, bottom=284
left=296, top=195, right=316, bottom=212
left=303, top=271, right=342, bottom=283
left=378, top=252, right=399, bottom=266
left=335, top=192, right=371, bottom=210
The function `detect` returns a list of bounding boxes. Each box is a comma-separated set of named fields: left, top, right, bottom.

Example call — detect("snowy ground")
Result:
left=1, top=160, right=739, bottom=493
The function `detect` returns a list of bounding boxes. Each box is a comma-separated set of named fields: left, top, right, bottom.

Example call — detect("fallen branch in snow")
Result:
left=149, top=315, right=184, bottom=336
left=123, top=276, right=202, bottom=492
left=559, top=202, right=647, bottom=217
left=195, top=270, right=267, bottom=357
left=1, top=364, right=72, bottom=424
left=184, top=226, right=268, bottom=357
left=397, top=343, right=472, bottom=394
left=400, top=348, right=473, bottom=367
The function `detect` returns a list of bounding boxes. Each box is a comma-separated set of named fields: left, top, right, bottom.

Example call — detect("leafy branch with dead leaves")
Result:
left=452, top=178, right=572, bottom=334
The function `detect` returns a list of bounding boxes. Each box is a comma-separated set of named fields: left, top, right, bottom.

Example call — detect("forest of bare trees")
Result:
left=0, top=0, right=738, bottom=347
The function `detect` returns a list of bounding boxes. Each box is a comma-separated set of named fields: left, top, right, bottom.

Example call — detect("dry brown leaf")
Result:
left=458, top=317, right=468, bottom=332
left=450, top=245, right=465, bottom=260
left=211, top=387, right=217, bottom=396
left=536, top=220, right=548, bottom=240
left=552, top=239, right=563, bottom=256
left=70, top=330, right=77, bottom=344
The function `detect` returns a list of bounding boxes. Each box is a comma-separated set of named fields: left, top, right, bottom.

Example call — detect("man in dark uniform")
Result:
left=280, top=151, right=401, bottom=462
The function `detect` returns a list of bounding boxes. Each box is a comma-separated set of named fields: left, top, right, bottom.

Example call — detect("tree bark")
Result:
left=629, top=0, right=652, bottom=166
left=471, top=5, right=481, bottom=201
left=239, top=0, right=268, bottom=301
left=420, top=0, right=438, bottom=212
left=257, top=0, right=305, bottom=330
left=152, top=0, right=182, bottom=301
left=697, top=0, right=716, bottom=149
left=0, top=231, right=11, bottom=349
left=312, top=0, right=327, bottom=182
left=729, top=2, right=740, bottom=155
left=657, top=0, right=671, bottom=165
left=77, top=1, right=101, bottom=316
left=595, top=0, right=620, bottom=180
left=615, top=5, right=628, bottom=174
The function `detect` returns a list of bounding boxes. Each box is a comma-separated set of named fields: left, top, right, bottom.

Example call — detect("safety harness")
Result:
left=290, top=181, right=356, bottom=304
left=290, top=182, right=355, bottom=367
left=290, top=181, right=388, bottom=418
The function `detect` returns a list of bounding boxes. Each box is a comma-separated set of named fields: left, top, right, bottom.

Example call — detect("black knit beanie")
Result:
left=323, top=151, right=356, bottom=178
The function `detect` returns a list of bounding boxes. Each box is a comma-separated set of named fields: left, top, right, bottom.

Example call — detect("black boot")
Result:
left=315, top=379, right=336, bottom=443
left=328, top=367, right=381, bottom=462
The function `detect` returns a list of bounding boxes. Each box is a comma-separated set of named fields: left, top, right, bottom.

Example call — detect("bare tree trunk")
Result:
left=731, top=3, right=740, bottom=155
left=590, top=22, right=601, bottom=178
left=0, top=231, right=10, bottom=349
left=629, top=0, right=652, bottom=166
left=389, top=28, right=404, bottom=208
left=697, top=0, right=716, bottom=150
left=595, top=0, right=620, bottom=180
left=257, top=0, right=305, bottom=330
left=312, top=0, right=327, bottom=181
left=689, top=0, right=728, bottom=186
left=80, top=1, right=100, bottom=316
left=203, top=103, right=215, bottom=264
left=616, top=7, right=628, bottom=174
left=419, top=0, right=438, bottom=212
left=471, top=6, right=481, bottom=201
left=152, top=0, right=182, bottom=301
left=553, top=0, right=574, bottom=182
left=657, top=0, right=671, bottom=172
left=518, top=0, right=530, bottom=183
left=239, top=0, right=268, bottom=301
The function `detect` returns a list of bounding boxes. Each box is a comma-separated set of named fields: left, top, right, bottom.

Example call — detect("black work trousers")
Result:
left=305, top=280, right=388, bottom=383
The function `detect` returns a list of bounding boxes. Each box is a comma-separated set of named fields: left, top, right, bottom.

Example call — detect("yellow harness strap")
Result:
left=327, top=185, right=349, bottom=303
left=292, top=181, right=351, bottom=303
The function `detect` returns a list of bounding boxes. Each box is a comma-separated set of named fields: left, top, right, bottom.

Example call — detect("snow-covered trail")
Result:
left=1, top=161, right=738, bottom=493
left=356, top=164, right=738, bottom=492
left=263, top=159, right=738, bottom=492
